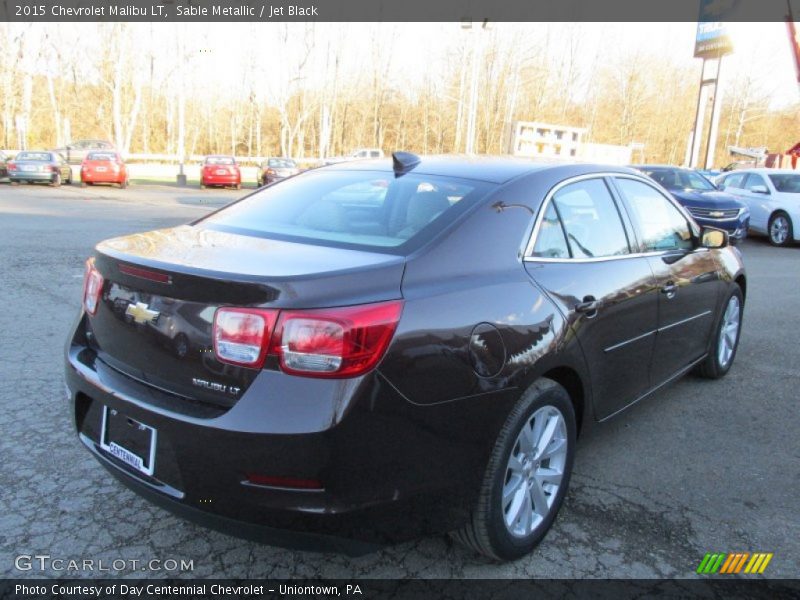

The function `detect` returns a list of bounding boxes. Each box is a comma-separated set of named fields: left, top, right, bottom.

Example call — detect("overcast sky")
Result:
left=10, top=21, right=800, bottom=109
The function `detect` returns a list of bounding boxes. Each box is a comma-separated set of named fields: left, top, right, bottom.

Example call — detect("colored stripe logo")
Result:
left=697, top=552, right=773, bottom=574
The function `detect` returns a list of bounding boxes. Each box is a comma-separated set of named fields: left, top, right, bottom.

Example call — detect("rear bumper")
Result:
left=202, top=175, right=240, bottom=185
left=64, top=317, right=493, bottom=548
left=9, top=170, right=54, bottom=182
left=82, top=171, right=124, bottom=183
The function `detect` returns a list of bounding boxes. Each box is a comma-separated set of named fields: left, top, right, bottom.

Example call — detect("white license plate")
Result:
left=215, top=169, right=228, bottom=175
left=22, top=165, right=37, bottom=172
left=95, top=166, right=107, bottom=172
left=100, top=406, right=157, bottom=477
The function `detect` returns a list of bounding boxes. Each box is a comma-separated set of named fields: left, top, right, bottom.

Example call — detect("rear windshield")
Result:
left=16, top=152, right=51, bottom=161
left=88, top=152, right=117, bottom=161
left=200, top=170, right=493, bottom=253
left=769, top=174, right=800, bottom=193
left=268, top=158, right=296, bottom=168
left=206, top=156, right=235, bottom=165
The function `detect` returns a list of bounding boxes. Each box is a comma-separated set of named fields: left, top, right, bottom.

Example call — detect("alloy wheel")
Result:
left=718, top=295, right=740, bottom=368
left=502, top=405, right=568, bottom=538
left=770, top=216, right=789, bottom=245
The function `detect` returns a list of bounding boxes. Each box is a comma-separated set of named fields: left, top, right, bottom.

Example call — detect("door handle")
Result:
left=575, top=295, right=599, bottom=318
left=661, top=282, right=677, bottom=299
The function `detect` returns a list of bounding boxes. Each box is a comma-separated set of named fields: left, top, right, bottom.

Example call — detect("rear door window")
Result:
left=548, top=178, right=631, bottom=259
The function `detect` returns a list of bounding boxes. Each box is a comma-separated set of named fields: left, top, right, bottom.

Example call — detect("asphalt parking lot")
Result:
left=0, top=182, right=797, bottom=579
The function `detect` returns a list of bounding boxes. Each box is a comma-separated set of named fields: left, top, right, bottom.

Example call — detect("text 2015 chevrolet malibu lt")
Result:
left=65, top=154, right=746, bottom=560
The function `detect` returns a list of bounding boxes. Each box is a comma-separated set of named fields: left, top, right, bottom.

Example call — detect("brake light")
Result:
left=272, top=300, right=403, bottom=378
left=213, top=307, right=279, bottom=368
left=83, top=259, right=104, bottom=315
left=212, top=301, right=403, bottom=375
left=7, top=161, right=15, bottom=170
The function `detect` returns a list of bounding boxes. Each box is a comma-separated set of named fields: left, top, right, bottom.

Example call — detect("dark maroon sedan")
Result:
left=65, top=153, right=745, bottom=559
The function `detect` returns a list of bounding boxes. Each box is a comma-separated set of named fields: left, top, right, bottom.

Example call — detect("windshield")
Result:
left=769, top=174, right=800, bottom=193
left=88, top=152, right=117, bottom=161
left=268, top=159, right=296, bottom=168
left=206, top=156, right=235, bottom=165
left=645, top=169, right=715, bottom=191
left=200, top=170, right=493, bottom=253
left=16, top=152, right=51, bottom=161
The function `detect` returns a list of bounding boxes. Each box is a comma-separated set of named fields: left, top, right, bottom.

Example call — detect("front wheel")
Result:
left=452, top=378, right=576, bottom=561
left=697, top=287, right=743, bottom=379
left=768, top=212, right=793, bottom=247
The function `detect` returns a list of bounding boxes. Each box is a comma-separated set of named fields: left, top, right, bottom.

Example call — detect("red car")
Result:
left=81, top=151, right=129, bottom=188
left=201, top=155, right=241, bottom=189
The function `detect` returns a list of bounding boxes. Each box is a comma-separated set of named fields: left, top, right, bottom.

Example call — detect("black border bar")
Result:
left=0, top=0, right=798, bottom=22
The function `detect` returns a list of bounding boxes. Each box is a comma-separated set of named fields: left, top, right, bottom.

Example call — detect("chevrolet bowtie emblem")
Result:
left=125, top=302, right=160, bottom=325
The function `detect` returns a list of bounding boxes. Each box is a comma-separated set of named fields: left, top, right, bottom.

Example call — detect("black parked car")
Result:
left=66, top=154, right=746, bottom=560
left=0, top=150, right=10, bottom=179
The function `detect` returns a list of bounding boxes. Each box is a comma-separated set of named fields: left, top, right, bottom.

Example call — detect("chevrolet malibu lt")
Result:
left=65, top=154, right=746, bottom=560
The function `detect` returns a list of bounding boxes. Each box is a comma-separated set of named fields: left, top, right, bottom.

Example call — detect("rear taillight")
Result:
left=213, top=307, right=279, bottom=368
left=272, top=300, right=403, bottom=378
left=83, top=259, right=104, bottom=315
left=7, top=161, right=15, bottom=170
left=211, top=300, right=403, bottom=377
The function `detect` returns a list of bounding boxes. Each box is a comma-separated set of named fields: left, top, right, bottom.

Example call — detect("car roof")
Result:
left=731, top=168, right=799, bottom=175
left=630, top=164, right=694, bottom=171
left=323, top=155, right=641, bottom=184
left=206, top=155, right=235, bottom=159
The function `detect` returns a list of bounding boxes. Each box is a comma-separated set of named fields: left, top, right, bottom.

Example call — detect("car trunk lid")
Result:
left=85, top=225, right=405, bottom=410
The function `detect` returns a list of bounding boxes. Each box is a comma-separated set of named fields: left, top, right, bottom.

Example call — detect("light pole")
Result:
left=462, top=19, right=490, bottom=155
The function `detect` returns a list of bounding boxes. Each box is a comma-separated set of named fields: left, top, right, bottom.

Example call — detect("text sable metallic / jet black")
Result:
left=65, top=155, right=746, bottom=560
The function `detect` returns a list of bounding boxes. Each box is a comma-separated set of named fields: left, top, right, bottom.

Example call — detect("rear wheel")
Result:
left=768, top=212, right=793, bottom=247
left=235, top=183, right=241, bottom=190
left=452, top=378, right=575, bottom=560
left=51, top=173, right=61, bottom=187
left=200, top=182, right=206, bottom=189
left=120, top=179, right=128, bottom=189
left=697, top=286, right=743, bottom=379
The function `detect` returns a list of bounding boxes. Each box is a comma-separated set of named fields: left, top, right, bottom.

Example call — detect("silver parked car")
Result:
left=8, top=151, right=73, bottom=186
left=716, top=168, right=800, bottom=247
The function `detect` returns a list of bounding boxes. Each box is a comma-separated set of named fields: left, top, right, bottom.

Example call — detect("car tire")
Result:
left=66, top=172, right=73, bottom=185
left=200, top=183, right=206, bottom=189
left=697, top=286, right=744, bottom=379
left=452, top=378, right=576, bottom=561
left=10, top=180, right=18, bottom=186
left=52, top=173, right=61, bottom=187
left=120, top=179, right=128, bottom=189
left=81, top=181, right=87, bottom=187
left=767, top=211, right=793, bottom=247
left=235, top=183, right=241, bottom=190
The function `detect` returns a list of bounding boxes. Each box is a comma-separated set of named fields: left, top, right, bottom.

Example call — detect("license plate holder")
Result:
left=215, top=169, right=227, bottom=175
left=100, top=407, right=156, bottom=477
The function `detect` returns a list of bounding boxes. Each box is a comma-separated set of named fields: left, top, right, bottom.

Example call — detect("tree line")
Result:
left=1, top=22, right=797, bottom=166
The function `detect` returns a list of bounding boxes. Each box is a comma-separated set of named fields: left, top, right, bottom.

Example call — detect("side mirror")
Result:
left=750, top=185, right=769, bottom=194
left=701, top=228, right=728, bottom=249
